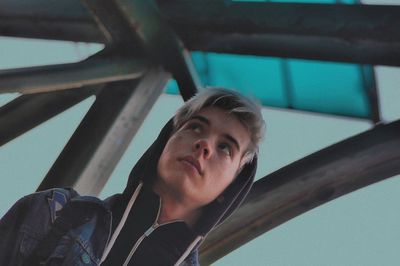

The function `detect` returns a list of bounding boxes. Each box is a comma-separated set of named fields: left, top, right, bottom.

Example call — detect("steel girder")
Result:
left=0, top=1, right=399, bottom=66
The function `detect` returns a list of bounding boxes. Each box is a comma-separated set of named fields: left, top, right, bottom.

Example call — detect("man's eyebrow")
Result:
left=190, top=115, right=210, bottom=125
left=189, top=115, right=241, bottom=152
left=223, top=134, right=241, bottom=152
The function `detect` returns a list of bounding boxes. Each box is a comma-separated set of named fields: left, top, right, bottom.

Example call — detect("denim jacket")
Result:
left=0, top=188, right=199, bottom=266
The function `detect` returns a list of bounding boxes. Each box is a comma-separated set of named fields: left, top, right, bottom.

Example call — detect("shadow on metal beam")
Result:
left=200, top=120, right=400, bottom=264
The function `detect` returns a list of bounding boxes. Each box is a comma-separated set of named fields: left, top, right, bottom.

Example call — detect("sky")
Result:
left=1, top=21, right=400, bottom=266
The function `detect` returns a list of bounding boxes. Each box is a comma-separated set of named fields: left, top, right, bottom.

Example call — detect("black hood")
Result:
left=122, top=118, right=257, bottom=236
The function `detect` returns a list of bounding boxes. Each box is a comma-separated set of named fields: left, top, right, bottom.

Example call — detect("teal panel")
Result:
left=165, top=52, right=372, bottom=119
left=289, top=60, right=370, bottom=118
left=166, top=53, right=288, bottom=108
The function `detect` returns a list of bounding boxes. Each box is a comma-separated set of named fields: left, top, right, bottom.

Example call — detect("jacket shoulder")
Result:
left=0, top=188, right=80, bottom=264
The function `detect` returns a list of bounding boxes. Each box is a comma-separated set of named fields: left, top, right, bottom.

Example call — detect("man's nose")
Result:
left=194, top=139, right=211, bottom=159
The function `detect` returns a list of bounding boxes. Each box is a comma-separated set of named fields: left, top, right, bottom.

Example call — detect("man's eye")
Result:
left=187, top=123, right=202, bottom=133
left=218, top=143, right=232, bottom=156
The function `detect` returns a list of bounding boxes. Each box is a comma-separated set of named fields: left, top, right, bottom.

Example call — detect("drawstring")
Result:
left=174, top=236, right=203, bottom=266
left=100, top=181, right=144, bottom=264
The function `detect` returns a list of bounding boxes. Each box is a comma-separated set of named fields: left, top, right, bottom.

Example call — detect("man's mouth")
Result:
left=180, top=156, right=203, bottom=175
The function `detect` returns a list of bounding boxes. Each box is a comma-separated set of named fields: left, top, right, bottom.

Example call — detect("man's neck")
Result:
left=152, top=181, right=201, bottom=229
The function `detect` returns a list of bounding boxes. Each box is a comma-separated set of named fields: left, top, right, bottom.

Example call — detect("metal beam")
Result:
left=0, top=0, right=103, bottom=43
left=0, top=87, right=97, bottom=147
left=159, top=1, right=400, bottom=66
left=37, top=68, right=170, bottom=196
left=82, top=0, right=199, bottom=100
left=1, top=1, right=399, bottom=65
left=0, top=16, right=104, bottom=43
left=160, top=1, right=400, bottom=42
left=0, top=55, right=147, bottom=94
left=200, top=120, right=400, bottom=264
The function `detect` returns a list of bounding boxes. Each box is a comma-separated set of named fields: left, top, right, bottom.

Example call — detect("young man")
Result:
left=0, top=88, right=265, bottom=265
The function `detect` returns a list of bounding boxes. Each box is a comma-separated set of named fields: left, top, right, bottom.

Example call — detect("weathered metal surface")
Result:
left=1, top=1, right=399, bottom=66
left=0, top=86, right=97, bottom=147
left=37, top=68, right=170, bottom=195
left=0, top=55, right=147, bottom=94
left=83, top=0, right=198, bottom=99
left=200, top=120, right=400, bottom=264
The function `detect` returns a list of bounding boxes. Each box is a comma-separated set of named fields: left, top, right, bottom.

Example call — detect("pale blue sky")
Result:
left=0, top=34, right=399, bottom=266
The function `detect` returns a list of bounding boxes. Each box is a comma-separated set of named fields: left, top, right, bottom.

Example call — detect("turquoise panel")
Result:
left=165, top=52, right=372, bottom=119
left=166, top=53, right=288, bottom=108
left=165, top=0, right=372, bottom=119
left=289, top=60, right=370, bottom=118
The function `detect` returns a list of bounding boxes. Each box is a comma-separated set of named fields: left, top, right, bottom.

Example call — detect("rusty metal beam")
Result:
left=0, top=87, right=97, bottom=147
left=82, top=0, right=199, bottom=100
left=200, top=119, right=400, bottom=264
left=37, top=68, right=170, bottom=196
left=0, top=55, right=147, bottom=94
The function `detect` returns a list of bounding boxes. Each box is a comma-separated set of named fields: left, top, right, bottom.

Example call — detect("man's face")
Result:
left=157, top=106, right=251, bottom=208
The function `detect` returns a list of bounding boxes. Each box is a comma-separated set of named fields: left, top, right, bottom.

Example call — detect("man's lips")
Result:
left=180, top=156, right=203, bottom=175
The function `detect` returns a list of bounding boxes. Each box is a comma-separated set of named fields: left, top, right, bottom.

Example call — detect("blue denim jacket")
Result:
left=0, top=188, right=199, bottom=266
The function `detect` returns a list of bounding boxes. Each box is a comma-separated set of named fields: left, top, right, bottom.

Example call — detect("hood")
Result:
left=122, top=118, right=257, bottom=236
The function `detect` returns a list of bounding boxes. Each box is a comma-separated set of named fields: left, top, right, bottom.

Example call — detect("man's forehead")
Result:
left=186, top=107, right=251, bottom=152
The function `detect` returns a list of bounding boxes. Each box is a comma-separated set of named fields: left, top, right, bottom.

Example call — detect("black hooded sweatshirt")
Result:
left=100, top=119, right=258, bottom=265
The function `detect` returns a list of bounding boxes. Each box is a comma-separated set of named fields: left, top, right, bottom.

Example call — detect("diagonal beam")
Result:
left=200, top=120, right=400, bottom=264
left=81, top=0, right=199, bottom=100
left=360, top=66, right=381, bottom=123
left=0, top=86, right=97, bottom=147
left=37, top=68, right=170, bottom=196
left=0, top=55, right=147, bottom=94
